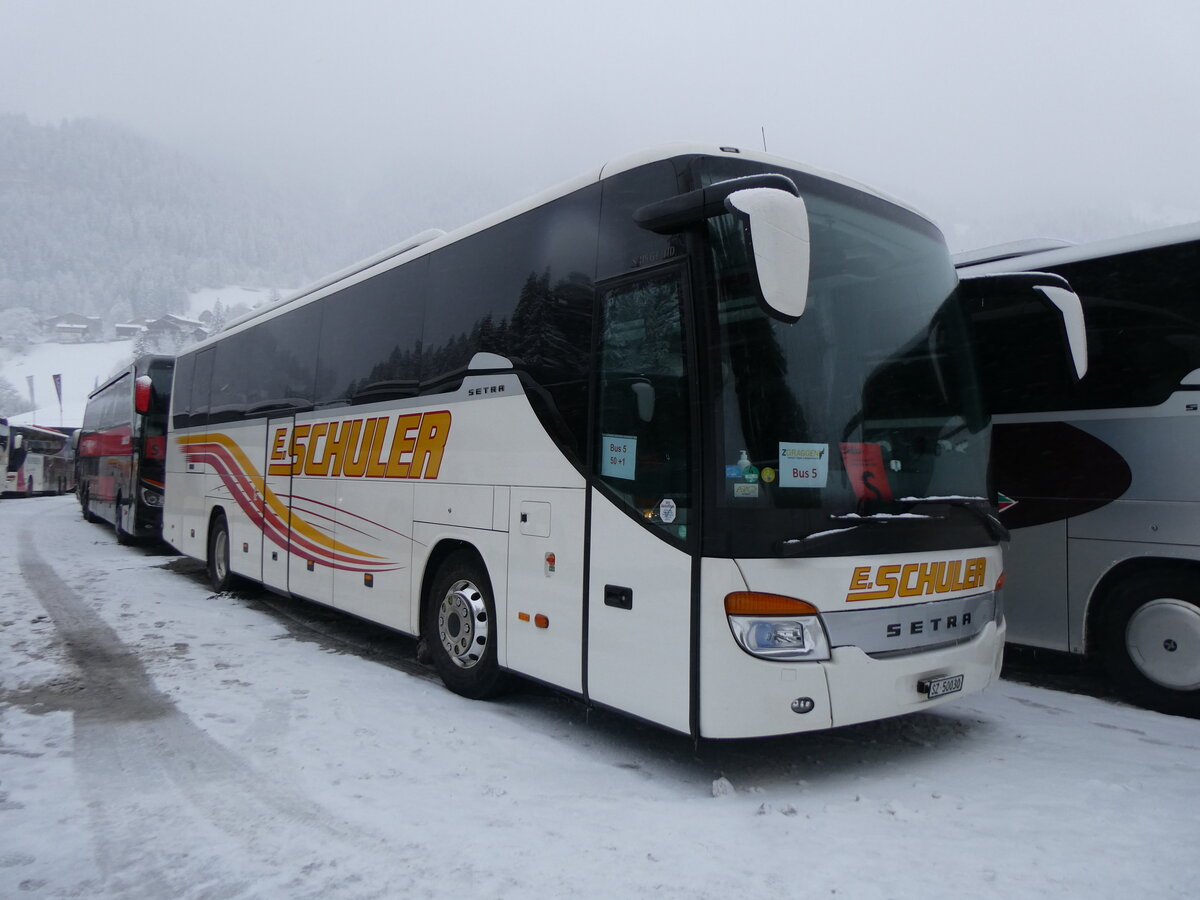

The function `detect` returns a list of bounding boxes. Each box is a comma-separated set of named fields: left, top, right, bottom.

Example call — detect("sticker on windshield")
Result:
left=840, top=442, right=892, bottom=502
left=779, top=442, right=829, bottom=488
left=601, top=434, right=637, bottom=480
left=659, top=498, right=677, bottom=523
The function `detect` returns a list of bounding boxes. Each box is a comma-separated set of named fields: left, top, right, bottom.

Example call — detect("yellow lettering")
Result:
left=876, top=565, right=900, bottom=599
left=898, top=563, right=922, bottom=597
left=366, top=417, right=390, bottom=478
left=267, top=427, right=291, bottom=476
left=305, top=419, right=360, bottom=477
left=290, top=425, right=311, bottom=475
left=410, top=410, right=451, bottom=479
left=915, top=561, right=940, bottom=595
left=849, top=567, right=872, bottom=592
left=386, top=414, right=422, bottom=478
left=342, top=417, right=380, bottom=478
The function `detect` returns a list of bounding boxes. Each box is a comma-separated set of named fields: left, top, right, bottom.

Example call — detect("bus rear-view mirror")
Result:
left=958, top=271, right=1089, bottom=380
left=134, top=375, right=154, bottom=415
left=634, top=173, right=811, bottom=323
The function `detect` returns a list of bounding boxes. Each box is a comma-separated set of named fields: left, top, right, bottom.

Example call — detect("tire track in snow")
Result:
left=17, top=522, right=414, bottom=899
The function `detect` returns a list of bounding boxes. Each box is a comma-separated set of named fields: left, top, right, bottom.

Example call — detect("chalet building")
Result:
left=40, top=313, right=103, bottom=343
left=145, top=314, right=207, bottom=345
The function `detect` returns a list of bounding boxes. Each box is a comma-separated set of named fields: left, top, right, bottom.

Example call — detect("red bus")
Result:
left=78, top=355, right=174, bottom=542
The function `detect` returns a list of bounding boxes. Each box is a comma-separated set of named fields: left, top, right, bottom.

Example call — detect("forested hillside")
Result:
left=0, top=114, right=340, bottom=329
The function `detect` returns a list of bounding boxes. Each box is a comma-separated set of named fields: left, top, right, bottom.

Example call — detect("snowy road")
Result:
left=2, top=496, right=1198, bottom=899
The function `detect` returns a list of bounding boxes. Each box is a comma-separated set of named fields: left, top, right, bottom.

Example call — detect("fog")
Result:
left=3, top=0, right=1199, bottom=250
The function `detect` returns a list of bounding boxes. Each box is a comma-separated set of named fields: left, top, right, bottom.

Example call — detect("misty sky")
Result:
left=3, top=0, right=1199, bottom=251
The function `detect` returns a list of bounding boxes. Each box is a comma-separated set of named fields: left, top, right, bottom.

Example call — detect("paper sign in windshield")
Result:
left=779, top=442, right=829, bottom=488
left=840, top=442, right=892, bottom=502
left=601, top=434, right=637, bottom=480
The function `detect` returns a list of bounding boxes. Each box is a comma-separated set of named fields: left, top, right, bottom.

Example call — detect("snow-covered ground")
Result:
left=2, top=496, right=1197, bottom=899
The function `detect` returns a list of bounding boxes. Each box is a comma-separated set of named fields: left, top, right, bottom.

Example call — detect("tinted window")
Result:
left=981, top=241, right=1200, bottom=412
left=189, top=347, right=216, bottom=429
left=315, top=259, right=426, bottom=408
left=594, top=266, right=691, bottom=540
left=423, top=187, right=601, bottom=457
left=210, top=329, right=258, bottom=423
left=596, top=161, right=687, bottom=282
left=255, top=302, right=321, bottom=412
left=171, top=353, right=195, bottom=429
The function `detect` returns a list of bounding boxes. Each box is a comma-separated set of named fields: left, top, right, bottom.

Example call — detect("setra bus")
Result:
left=164, top=144, right=1085, bottom=738
left=956, top=222, right=1200, bottom=714
left=3, top=421, right=74, bottom=496
left=78, top=355, right=175, bottom=542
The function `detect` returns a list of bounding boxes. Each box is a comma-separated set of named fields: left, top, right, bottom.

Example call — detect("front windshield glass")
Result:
left=699, top=161, right=991, bottom=558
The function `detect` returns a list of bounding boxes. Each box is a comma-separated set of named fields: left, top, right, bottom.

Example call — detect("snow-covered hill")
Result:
left=1, top=286, right=277, bottom=427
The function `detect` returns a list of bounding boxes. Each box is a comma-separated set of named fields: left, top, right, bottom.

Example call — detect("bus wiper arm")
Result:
left=899, top=496, right=1009, bottom=542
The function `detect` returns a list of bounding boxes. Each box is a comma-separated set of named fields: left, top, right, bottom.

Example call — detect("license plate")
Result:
left=921, top=674, right=964, bottom=699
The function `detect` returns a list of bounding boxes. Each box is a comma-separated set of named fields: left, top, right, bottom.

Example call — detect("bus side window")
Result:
left=595, top=267, right=690, bottom=532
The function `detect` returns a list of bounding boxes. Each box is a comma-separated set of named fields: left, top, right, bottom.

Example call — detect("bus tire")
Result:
left=81, top=489, right=100, bottom=523
left=115, top=494, right=135, bottom=545
left=207, top=511, right=235, bottom=593
left=423, top=549, right=506, bottom=700
left=1099, top=572, right=1200, bottom=716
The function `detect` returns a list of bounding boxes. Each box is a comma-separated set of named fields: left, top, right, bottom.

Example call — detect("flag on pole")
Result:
left=53, top=374, right=63, bottom=426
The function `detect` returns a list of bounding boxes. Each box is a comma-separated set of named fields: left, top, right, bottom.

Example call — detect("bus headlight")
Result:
left=725, top=592, right=831, bottom=661
left=140, top=487, right=163, bottom=508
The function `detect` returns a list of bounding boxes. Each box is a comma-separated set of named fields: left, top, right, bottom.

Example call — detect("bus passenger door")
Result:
left=586, top=268, right=696, bottom=734
left=261, top=415, right=294, bottom=593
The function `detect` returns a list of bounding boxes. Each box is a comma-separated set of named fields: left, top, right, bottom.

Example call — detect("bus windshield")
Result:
left=701, top=165, right=990, bottom=558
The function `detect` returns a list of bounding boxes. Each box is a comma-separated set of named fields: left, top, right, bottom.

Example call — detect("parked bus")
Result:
left=3, top=422, right=74, bottom=496
left=78, top=355, right=174, bottom=542
left=165, top=144, right=1084, bottom=738
left=956, top=222, right=1200, bottom=714
left=0, top=417, right=8, bottom=485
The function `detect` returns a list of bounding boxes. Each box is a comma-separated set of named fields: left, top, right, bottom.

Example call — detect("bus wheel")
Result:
left=1100, top=573, right=1200, bottom=715
left=81, top=489, right=100, bottom=523
left=424, top=550, right=505, bottom=699
left=207, top=512, right=235, bottom=593
left=115, top=494, right=135, bottom=545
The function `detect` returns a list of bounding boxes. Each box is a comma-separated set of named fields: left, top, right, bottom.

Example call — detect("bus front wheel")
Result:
left=423, top=550, right=506, bottom=700
left=1100, top=572, right=1200, bottom=715
left=207, top=512, right=235, bottom=593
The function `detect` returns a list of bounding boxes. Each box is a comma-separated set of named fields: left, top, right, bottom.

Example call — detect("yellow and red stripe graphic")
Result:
left=178, top=430, right=420, bottom=574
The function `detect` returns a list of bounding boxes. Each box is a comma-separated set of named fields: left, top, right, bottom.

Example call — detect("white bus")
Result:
left=956, top=222, right=1200, bottom=715
left=165, top=144, right=1083, bottom=738
left=3, top=422, right=74, bottom=496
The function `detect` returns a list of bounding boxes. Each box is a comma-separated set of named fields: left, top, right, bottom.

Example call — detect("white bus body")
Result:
left=957, top=222, right=1200, bottom=714
left=164, top=144, right=1075, bottom=738
left=3, top=422, right=74, bottom=497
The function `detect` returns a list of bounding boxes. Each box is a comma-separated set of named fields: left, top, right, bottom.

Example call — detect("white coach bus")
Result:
left=164, top=144, right=1084, bottom=738
left=956, top=223, right=1200, bottom=715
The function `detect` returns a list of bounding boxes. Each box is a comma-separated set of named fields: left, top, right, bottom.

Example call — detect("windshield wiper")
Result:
left=771, top=497, right=1007, bottom=558
left=897, top=496, right=1009, bottom=542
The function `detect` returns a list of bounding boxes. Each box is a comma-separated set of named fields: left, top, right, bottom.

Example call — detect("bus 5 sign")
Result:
left=602, top=434, right=637, bottom=480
